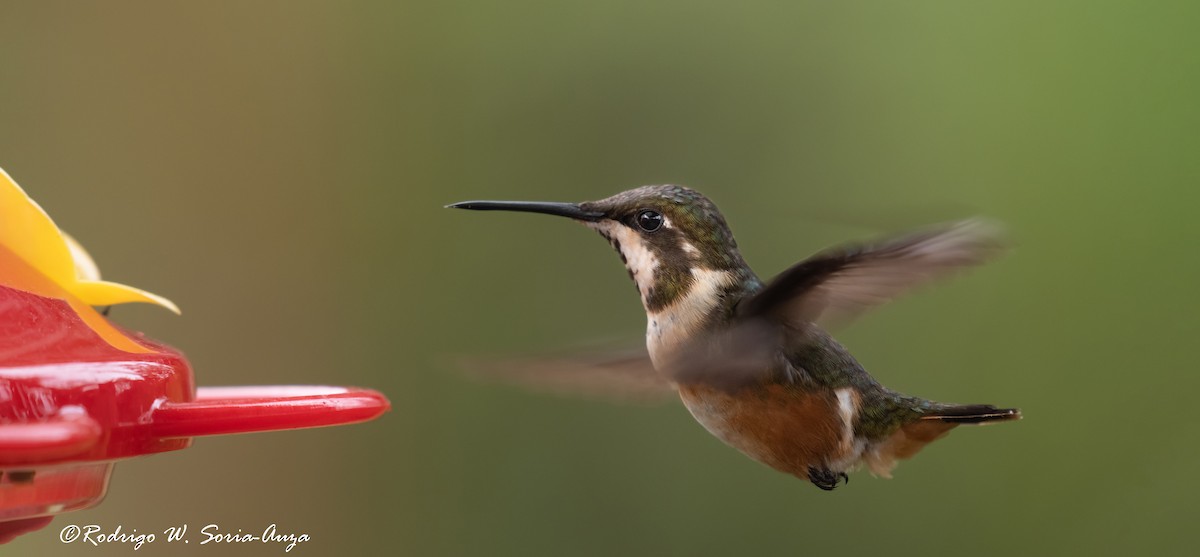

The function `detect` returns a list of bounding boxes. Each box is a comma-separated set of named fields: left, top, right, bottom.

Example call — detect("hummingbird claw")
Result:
left=807, top=466, right=846, bottom=491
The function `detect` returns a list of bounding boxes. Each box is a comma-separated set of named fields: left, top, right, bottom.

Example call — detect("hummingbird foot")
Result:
left=807, top=466, right=849, bottom=491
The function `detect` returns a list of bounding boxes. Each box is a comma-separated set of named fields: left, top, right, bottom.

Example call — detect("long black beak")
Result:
left=445, top=200, right=604, bottom=222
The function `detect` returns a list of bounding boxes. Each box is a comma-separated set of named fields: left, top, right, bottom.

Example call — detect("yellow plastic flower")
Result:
left=0, top=166, right=179, bottom=353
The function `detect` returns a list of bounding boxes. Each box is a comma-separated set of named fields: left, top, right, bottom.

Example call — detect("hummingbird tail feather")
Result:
left=865, top=404, right=1020, bottom=477
left=921, top=404, right=1021, bottom=424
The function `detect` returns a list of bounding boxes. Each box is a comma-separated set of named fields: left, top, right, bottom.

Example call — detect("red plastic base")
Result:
left=0, top=282, right=390, bottom=539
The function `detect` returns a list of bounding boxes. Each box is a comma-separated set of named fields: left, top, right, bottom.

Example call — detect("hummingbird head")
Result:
left=449, top=185, right=759, bottom=317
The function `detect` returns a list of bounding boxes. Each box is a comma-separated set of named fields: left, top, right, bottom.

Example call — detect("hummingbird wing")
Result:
left=453, top=347, right=676, bottom=404
left=737, top=218, right=1005, bottom=328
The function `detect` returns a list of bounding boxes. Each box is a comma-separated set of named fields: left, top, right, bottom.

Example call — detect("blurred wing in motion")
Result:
left=661, top=318, right=783, bottom=391
left=455, top=347, right=676, bottom=404
left=737, top=218, right=1006, bottom=328
left=458, top=220, right=1006, bottom=399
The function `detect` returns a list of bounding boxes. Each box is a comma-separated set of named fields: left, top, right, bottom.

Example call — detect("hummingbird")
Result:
left=448, top=185, right=1019, bottom=490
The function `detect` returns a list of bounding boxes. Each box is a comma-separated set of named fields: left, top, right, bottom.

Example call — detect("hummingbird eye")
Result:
left=636, top=210, right=664, bottom=232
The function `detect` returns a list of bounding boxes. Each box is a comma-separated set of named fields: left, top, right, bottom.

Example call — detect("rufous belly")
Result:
left=677, top=383, right=853, bottom=480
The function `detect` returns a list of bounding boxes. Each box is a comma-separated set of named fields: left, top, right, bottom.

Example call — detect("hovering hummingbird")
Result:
left=448, top=185, right=1019, bottom=490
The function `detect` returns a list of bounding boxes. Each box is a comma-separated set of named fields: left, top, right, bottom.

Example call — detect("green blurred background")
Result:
left=3, top=1, right=1198, bottom=555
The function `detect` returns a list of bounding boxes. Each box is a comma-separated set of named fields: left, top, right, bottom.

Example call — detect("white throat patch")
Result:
left=646, top=268, right=735, bottom=368
left=587, top=220, right=661, bottom=306
left=586, top=220, right=735, bottom=369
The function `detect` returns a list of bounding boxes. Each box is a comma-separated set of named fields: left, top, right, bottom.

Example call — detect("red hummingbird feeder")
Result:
left=0, top=168, right=390, bottom=543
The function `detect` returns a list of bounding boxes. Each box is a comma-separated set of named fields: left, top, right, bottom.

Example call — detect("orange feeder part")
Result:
left=0, top=257, right=390, bottom=542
